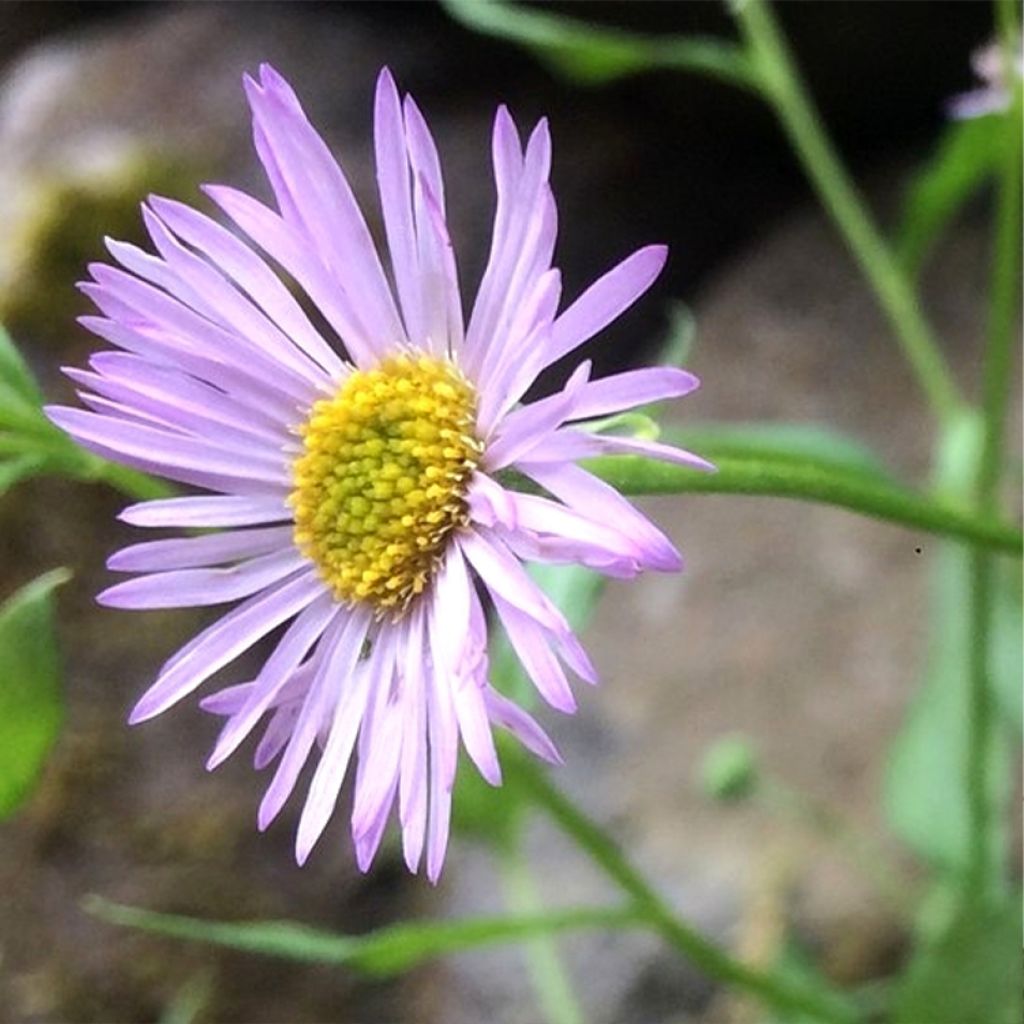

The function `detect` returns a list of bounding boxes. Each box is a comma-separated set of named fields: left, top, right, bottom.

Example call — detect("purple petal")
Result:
left=484, top=687, right=562, bottom=765
left=147, top=195, right=345, bottom=377
left=245, top=65, right=405, bottom=356
left=99, top=549, right=309, bottom=610
left=459, top=529, right=568, bottom=633
left=128, top=571, right=324, bottom=723
left=546, top=245, right=667, bottom=369
left=108, top=526, right=293, bottom=572
left=491, top=595, right=576, bottom=714
left=119, top=495, right=291, bottom=529
left=520, top=461, right=681, bottom=573
left=46, top=406, right=290, bottom=495
left=570, top=366, right=700, bottom=421
left=207, top=593, right=339, bottom=770
left=374, top=68, right=423, bottom=347
left=292, top=607, right=377, bottom=864
left=484, top=359, right=590, bottom=470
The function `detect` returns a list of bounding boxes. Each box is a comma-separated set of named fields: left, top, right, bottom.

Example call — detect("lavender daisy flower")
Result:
left=48, top=66, right=709, bottom=882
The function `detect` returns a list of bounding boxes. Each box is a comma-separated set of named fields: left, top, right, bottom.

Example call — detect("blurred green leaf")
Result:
left=84, top=895, right=640, bottom=974
left=766, top=941, right=862, bottom=1024
left=674, top=422, right=896, bottom=478
left=0, top=325, right=43, bottom=405
left=585, top=425, right=1023, bottom=555
left=896, top=115, right=1005, bottom=278
left=441, top=0, right=756, bottom=88
left=0, top=455, right=48, bottom=498
left=0, top=568, right=70, bottom=818
left=894, top=896, right=1019, bottom=1024
left=884, top=419, right=1019, bottom=875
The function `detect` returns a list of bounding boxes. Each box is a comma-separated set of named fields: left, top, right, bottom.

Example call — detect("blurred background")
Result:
left=0, top=2, right=1006, bottom=1022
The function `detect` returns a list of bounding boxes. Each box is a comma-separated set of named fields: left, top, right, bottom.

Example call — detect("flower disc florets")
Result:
left=291, top=353, right=481, bottom=617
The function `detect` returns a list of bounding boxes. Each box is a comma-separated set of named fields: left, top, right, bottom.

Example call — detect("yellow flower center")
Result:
left=290, top=354, right=481, bottom=617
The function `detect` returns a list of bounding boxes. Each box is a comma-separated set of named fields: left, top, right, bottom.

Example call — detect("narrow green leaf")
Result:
left=896, top=115, right=1005, bottom=278
left=441, top=0, right=756, bottom=89
left=0, top=326, right=43, bottom=405
left=894, top=896, right=1020, bottom=1024
left=0, top=568, right=70, bottom=818
left=584, top=443, right=1022, bottom=556
left=84, top=895, right=640, bottom=975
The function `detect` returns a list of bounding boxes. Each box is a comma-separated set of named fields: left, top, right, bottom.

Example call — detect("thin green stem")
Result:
left=583, top=452, right=1023, bottom=556
left=512, top=758, right=858, bottom=1024
left=965, top=0, right=1022, bottom=900
left=731, top=0, right=963, bottom=424
left=498, top=845, right=585, bottom=1024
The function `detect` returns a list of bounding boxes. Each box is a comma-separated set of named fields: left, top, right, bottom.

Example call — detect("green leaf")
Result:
left=673, top=421, right=896, bottom=478
left=441, top=0, right=756, bottom=89
left=884, top=419, right=1019, bottom=875
left=894, top=896, right=1020, bottom=1024
left=0, top=569, right=70, bottom=818
left=766, top=940, right=862, bottom=1024
left=0, top=326, right=43, bottom=405
left=583, top=426, right=1023, bottom=555
left=84, top=895, right=640, bottom=975
left=896, top=115, right=1005, bottom=278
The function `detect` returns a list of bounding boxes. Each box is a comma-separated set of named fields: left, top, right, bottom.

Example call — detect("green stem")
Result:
left=584, top=453, right=1023, bottom=556
left=499, top=846, right=585, bottom=1024
left=512, top=758, right=858, bottom=1024
left=965, top=0, right=1023, bottom=899
left=731, top=0, right=963, bottom=424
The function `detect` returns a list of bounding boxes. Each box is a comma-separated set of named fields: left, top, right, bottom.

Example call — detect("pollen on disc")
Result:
left=290, top=354, right=481, bottom=617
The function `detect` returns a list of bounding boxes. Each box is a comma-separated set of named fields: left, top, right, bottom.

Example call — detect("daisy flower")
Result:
left=47, top=66, right=709, bottom=882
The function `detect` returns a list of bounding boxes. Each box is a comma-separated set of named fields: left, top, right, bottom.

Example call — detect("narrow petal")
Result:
left=490, top=596, right=576, bottom=713
left=207, top=593, right=339, bottom=770
left=45, top=406, right=290, bottom=495
left=570, top=366, right=700, bottom=421
left=128, top=571, right=324, bottom=723
left=108, top=526, right=294, bottom=572
left=294, top=607, right=376, bottom=864
left=484, top=360, right=590, bottom=470
left=521, top=460, right=682, bottom=573
left=484, top=687, right=563, bottom=765
left=459, top=529, right=568, bottom=633
left=119, top=495, right=291, bottom=529
left=374, top=68, right=423, bottom=346
left=147, top=195, right=345, bottom=377
left=546, top=245, right=667, bottom=369
left=246, top=65, right=405, bottom=355
left=398, top=607, right=428, bottom=872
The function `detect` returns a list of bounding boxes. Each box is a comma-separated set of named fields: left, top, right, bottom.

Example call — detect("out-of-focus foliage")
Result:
left=441, top=0, right=756, bottom=88
left=84, top=895, right=638, bottom=975
left=0, top=568, right=69, bottom=818
left=0, top=326, right=168, bottom=498
left=884, top=417, right=1020, bottom=877
left=895, top=114, right=1006, bottom=278
left=894, top=897, right=1020, bottom=1024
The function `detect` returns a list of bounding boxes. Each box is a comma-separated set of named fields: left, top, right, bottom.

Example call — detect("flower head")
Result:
left=48, top=66, right=709, bottom=881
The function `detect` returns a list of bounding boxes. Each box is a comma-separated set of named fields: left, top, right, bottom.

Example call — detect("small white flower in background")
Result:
left=948, top=38, right=1023, bottom=119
